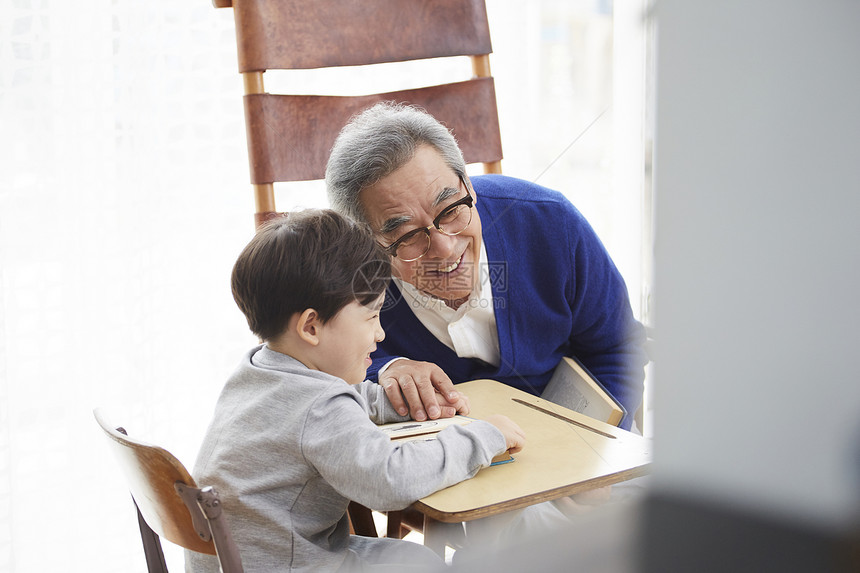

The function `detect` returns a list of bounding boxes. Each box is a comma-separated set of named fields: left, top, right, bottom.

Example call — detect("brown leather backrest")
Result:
left=94, top=409, right=216, bottom=555
left=230, top=0, right=492, bottom=71
left=244, top=78, right=502, bottom=183
left=216, top=0, right=502, bottom=221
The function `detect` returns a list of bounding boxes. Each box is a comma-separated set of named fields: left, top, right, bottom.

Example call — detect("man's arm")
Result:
left=365, top=352, right=397, bottom=384
left=562, top=199, right=648, bottom=429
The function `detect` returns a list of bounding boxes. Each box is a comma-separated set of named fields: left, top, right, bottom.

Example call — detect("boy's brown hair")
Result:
left=231, top=209, right=390, bottom=341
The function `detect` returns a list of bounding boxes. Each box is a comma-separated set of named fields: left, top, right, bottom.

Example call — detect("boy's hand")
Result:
left=379, top=359, right=469, bottom=420
left=436, top=390, right=470, bottom=419
left=485, top=414, right=526, bottom=454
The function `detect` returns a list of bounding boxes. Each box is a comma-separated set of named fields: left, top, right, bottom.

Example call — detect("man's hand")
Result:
left=379, top=359, right=470, bottom=420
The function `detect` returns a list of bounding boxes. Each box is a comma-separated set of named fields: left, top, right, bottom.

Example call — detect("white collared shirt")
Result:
left=393, top=242, right=501, bottom=367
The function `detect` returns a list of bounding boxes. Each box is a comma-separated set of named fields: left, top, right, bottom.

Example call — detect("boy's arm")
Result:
left=355, top=380, right=409, bottom=424
left=304, top=390, right=506, bottom=511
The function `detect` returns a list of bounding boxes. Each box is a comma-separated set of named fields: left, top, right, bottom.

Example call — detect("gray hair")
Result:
left=325, top=102, right=467, bottom=224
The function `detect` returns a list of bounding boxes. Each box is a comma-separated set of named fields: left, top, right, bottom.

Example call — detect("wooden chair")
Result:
left=213, top=0, right=503, bottom=229
left=213, top=0, right=503, bottom=543
left=94, top=409, right=244, bottom=573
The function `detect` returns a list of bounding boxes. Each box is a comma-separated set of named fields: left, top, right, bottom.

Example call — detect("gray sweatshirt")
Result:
left=186, top=345, right=506, bottom=573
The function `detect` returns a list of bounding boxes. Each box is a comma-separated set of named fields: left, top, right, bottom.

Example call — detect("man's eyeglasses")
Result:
left=379, top=177, right=474, bottom=262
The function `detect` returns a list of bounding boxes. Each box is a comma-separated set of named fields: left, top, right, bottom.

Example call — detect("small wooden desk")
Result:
left=413, top=379, right=651, bottom=552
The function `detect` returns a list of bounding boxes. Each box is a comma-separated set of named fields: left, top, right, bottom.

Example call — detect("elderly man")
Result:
left=326, top=102, right=647, bottom=431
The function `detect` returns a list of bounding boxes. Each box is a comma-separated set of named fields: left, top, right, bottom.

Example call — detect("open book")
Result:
left=541, top=357, right=626, bottom=426
left=378, top=416, right=514, bottom=466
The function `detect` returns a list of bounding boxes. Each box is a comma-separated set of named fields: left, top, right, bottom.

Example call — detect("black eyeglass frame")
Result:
left=379, top=177, right=475, bottom=262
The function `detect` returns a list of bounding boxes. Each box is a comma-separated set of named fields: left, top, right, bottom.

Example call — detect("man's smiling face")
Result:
left=359, top=145, right=482, bottom=307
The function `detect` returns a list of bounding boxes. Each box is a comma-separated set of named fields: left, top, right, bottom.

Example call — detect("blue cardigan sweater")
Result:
left=368, top=175, right=648, bottom=429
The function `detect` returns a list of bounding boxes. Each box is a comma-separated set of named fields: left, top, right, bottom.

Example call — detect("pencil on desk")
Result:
left=511, top=398, right=616, bottom=439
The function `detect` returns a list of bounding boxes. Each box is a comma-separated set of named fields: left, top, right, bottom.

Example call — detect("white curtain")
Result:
left=1, top=3, right=256, bottom=571
left=0, top=1, right=649, bottom=571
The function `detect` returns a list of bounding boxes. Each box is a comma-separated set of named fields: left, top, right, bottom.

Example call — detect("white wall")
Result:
left=652, top=0, right=860, bottom=529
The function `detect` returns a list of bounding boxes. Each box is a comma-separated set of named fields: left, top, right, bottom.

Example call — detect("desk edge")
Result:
left=414, top=463, right=651, bottom=523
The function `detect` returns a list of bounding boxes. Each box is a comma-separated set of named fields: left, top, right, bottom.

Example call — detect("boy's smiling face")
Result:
left=314, top=296, right=386, bottom=385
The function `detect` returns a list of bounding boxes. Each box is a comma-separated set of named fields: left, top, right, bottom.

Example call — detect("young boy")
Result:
left=187, top=210, right=525, bottom=573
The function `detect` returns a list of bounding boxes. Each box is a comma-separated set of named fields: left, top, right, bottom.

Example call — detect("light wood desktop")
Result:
left=412, top=379, right=651, bottom=552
